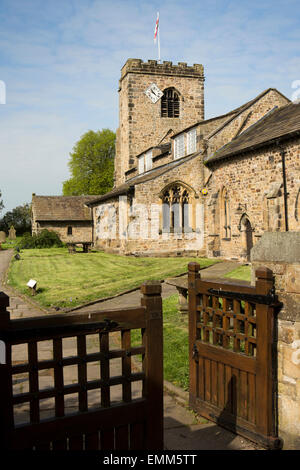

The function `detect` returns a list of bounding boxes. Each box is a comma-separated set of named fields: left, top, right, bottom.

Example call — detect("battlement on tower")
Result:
left=120, top=58, right=204, bottom=83
left=115, top=58, right=205, bottom=187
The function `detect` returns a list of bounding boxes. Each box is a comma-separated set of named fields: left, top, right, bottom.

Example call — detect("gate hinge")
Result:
left=207, top=286, right=279, bottom=306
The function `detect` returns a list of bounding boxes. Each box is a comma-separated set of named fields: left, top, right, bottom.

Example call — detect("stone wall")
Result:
left=251, top=232, right=300, bottom=449
left=34, top=221, right=93, bottom=243
left=207, top=89, right=290, bottom=157
left=94, top=154, right=206, bottom=255
left=205, top=136, right=300, bottom=260
left=115, top=59, right=205, bottom=186
left=120, top=89, right=289, bottom=190
left=93, top=198, right=123, bottom=253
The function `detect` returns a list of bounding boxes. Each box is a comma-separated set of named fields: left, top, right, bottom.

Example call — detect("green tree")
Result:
left=0, top=190, right=4, bottom=214
left=0, top=203, right=31, bottom=235
left=62, top=129, right=115, bottom=196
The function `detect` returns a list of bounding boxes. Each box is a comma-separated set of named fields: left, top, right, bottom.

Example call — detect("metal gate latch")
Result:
left=192, top=343, right=199, bottom=360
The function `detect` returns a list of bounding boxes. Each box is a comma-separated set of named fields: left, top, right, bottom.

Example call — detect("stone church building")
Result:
left=86, top=58, right=299, bottom=260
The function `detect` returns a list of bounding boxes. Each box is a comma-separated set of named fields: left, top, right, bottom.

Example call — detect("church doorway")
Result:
left=245, top=218, right=253, bottom=260
left=240, top=215, right=253, bottom=261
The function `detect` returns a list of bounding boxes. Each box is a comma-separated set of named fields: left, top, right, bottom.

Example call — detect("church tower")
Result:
left=114, top=59, right=205, bottom=186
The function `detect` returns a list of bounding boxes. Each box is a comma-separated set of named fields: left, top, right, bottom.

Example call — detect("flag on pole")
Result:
left=154, top=12, right=159, bottom=44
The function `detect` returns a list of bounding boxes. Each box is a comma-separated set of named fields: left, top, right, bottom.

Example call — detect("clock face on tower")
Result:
left=144, top=83, right=163, bottom=103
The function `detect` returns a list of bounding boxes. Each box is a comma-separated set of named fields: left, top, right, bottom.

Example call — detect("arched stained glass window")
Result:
left=162, top=185, right=191, bottom=233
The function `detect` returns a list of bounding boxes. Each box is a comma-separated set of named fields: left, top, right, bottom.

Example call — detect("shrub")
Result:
left=34, top=229, right=63, bottom=248
left=17, top=230, right=63, bottom=249
left=17, top=232, right=36, bottom=249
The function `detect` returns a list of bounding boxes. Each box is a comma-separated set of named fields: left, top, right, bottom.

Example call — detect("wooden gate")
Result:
left=188, top=262, right=282, bottom=449
left=0, top=282, right=163, bottom=450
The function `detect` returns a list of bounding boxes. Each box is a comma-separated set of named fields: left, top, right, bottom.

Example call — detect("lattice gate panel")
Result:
left=0, top=282, right=163, bottom=451
left=9, top=328, right=146, bottom=450
left=188, top=262, right=282, bottom=450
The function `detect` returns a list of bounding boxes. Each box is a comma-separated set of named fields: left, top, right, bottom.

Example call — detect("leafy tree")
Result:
left=0, top=190, right=4, bottom=214
left=0, top=203, right=31, bottom=235
left=62, top=129, right=115, bottom=196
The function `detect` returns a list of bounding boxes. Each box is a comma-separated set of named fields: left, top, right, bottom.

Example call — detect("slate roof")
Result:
left=205, top=102, right=300, bottom=164
left=32, top=195, right=99, bottom=221
left=125, top=142, right=172, bottom=177
left=135, top=142, right=171, bottom=158
left=86, top=152, right=199, bottom=206
left=171, top=88, right=290, bottom=139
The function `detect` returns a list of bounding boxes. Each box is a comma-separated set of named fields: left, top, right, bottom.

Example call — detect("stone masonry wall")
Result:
left=205, top=136, right=300, bottom=260
left=94, top=154, right=206, bottom=255
left=251, top=232, right=300, bottom=450
left=207, top=90, right=290, bottom=157
left=148, top=114, right=231, bottom=173
left=122, top=90, right=289, bottom=186
left=115, top=59, right=205, bottom=186
left=34, top=221, right=93, bottom=243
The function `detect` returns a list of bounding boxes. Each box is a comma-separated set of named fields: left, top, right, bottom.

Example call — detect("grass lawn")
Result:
left=224, top=264, right=251, bottom=282
left=130, top=265, right=251, bottom=391
left=1, top=236, right=22, bottom=250
left=7, top=247, right=219, bottom=308
left=131, top=294, right=189, bottom=390
left=160, top=294, right=189, bottom=389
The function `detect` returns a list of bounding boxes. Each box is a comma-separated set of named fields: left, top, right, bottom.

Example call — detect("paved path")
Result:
left=72, top=260, right=241, bottom=314
left=0, top=249, right=45, bottom=318
left=72, top=282, right=178, bottom=313
left=0, top=249, right=258, bottom=450
left=200, top=260, right=242, bottom=279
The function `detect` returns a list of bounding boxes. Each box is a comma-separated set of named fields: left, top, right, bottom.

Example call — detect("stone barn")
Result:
left=31, top=195, right=99, bottom=243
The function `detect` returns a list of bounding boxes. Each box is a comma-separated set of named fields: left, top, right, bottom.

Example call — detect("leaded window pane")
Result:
left=138, top=155, right=144, bottom=174
left=161, top=185, right=192, bottom=233
left=162, top=202, right=170, bottom=230
left=145, top=150, right=153, bottom=172
left=174, top=134, right=185, bottom=160
left=187, top=128, right=197, bottom=154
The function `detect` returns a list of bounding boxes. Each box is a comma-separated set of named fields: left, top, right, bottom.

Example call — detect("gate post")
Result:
left=141, top=281, right=163, bottom=450
left=188, top=262, right=200, bottom=406
left=0, top=292, right=13, bottom=450
left=255, top=267, right=276, bottom=442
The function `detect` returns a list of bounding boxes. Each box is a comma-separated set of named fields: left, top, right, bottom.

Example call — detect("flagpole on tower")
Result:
left=154, top=12, right=161, bottom=63
left=158, top=14, right=161, bottom=63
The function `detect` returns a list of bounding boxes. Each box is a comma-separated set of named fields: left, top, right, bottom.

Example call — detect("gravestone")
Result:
left=0, top=231, right=6, bottom=243
left=8, top=226, right=16, bottom=240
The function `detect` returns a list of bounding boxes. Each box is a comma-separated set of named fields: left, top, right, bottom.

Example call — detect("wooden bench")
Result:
left=165, top=276, right=188, bottom=314
left=67, top=242, right=93, bottom=254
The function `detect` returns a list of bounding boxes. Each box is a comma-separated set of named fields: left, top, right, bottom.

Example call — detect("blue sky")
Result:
left=1, top=0, right=300, bottom=212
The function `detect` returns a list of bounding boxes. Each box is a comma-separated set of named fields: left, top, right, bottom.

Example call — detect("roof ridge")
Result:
left=231, top=105, right=279, bottom=139
left=33, top=195, right=99, bottom=198
left=205, top=88, right=288, bottom=141
left=205, top=101, right=300, bottom=164
left=87, top=152, right=200, bottom=206
left=171, top=88, right=289, bottom=142
left=206, top=106, right=281, bottom=162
